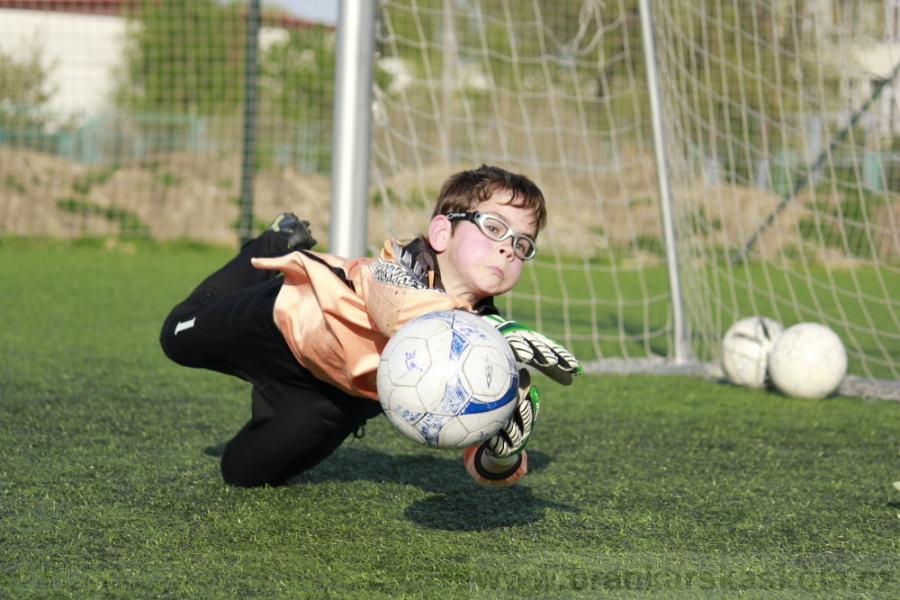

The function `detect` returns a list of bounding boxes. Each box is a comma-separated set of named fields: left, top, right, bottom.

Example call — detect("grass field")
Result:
left=2, top=239, right=899, bottom=598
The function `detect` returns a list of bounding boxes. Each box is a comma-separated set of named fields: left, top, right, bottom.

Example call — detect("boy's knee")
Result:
left=220, top=449, right=290, bottom=488
left=220, top=464, right=268, bottom=487
left=159, top=313, right=194, bottom=367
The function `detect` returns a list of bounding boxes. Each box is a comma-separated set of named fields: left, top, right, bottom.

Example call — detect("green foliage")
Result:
left=253, top=25, right=337, bottom=171
left=259, top=25, right=336, bottom=123
left=0, top=40, right=53, bottom=131
left=686, top=207, right=722, bottom=235
left=666, top=2, right=844, bottom=171
left=375, top=0, right=643, bottom=137
left=157, top=172, right=183, bottom=187
left=116, top=0, right=247, bottom=115
left=56, top=198, right=151, bottom=237
left=691, top=2, right=809, bottom=117
left=371, top=185, right=434, bottom=209
left=116, top=1, right=337, bottom=121
left=50, top=164, right=151, bottom=237
left=4, top=174, right=26, bottom=193
left=113, top=1, right=337, bottom=171
left=229, top=215, right=269, bottom=238
left=72, top=164, right=120, bottom=195
left=1, top=242, right=899, bottom=597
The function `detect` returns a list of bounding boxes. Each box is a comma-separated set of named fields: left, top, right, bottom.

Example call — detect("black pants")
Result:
left=160, top=231, right=382, bottom=487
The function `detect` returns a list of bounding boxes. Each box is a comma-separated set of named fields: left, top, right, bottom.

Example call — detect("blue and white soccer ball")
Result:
left=376, top=310, right=519, bottom=449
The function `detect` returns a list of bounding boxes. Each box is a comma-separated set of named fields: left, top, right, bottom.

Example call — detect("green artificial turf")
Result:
left=1, top=238, right=899, bottom=598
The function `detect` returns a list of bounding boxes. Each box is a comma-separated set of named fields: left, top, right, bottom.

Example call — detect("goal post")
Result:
left=637, top=0, right=690, bottom=365
left=329, top=0, right=377, bottom=259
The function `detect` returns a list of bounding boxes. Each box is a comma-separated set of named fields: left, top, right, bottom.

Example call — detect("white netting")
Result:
left=372, top=0, right=669, bottom=366
left=372, top=0, right=900, bottom=394
left=651, top=0, right=900, bottom=383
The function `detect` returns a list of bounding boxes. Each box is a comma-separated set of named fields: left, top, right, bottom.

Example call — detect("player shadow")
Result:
left=288, top=447, right=579, bottom=531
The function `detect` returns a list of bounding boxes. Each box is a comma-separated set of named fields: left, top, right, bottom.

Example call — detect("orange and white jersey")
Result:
left=252, top=239, right=475, bottom=400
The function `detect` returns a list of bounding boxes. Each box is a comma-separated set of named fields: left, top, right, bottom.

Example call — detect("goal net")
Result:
left=372, top=0, right=669, bottom=369
left=373, top=0, right=900, bottom=395
left=649, top=0, right=900, bottom=394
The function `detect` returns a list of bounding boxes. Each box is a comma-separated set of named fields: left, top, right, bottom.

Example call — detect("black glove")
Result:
left=485, top=369, right=540, bottom=458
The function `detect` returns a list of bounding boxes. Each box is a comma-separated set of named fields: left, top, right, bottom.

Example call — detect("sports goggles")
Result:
left=445, top=211, right=537, bottom=260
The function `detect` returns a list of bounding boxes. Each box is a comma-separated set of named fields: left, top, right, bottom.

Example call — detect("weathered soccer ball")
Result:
left=768, top=322, right=847, bottom=399
left=721, top=316, right=784, bottom=388
left=376, top=310, right=519, bottom=449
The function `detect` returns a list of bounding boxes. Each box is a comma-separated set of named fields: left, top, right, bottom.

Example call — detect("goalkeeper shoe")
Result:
left=268, top=213, right=317, bottom=250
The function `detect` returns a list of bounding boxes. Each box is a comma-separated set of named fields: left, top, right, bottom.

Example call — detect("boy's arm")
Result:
left=463, top=368, right=537, bottom=486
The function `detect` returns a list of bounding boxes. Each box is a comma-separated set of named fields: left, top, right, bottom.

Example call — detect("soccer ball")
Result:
left=768, top=322, right=847, bottom=399
left=376, top=310, right=519, bottom=449
left=721, top=316, right=784, bottom=388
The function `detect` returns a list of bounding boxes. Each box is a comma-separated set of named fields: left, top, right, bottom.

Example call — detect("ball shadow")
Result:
left=289, top=447, right=577, bottom=531
left=403, top=484, right=575, bottom=531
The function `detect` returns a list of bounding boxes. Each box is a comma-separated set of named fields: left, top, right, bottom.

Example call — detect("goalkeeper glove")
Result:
left=484, top=368, right=540, bottom=459
left=482, top=315, right=582, bottom=385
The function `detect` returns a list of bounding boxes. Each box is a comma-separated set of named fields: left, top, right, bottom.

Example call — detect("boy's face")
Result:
left=430, top=189, right=537, bottom=304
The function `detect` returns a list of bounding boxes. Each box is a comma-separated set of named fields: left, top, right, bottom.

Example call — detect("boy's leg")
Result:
left=160, top=216, right=375, bottom=487
left=160, top=216, right=315, bottom=376
left=220, top=377, right=383, bottom=487
left=162, top=273, right=383, bottom=487
left=166, top=215, right=315, bottom=320
left=167, top=228, right=293, bottom=321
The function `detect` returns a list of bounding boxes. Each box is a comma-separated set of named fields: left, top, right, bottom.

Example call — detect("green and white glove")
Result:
left=485, top=369, right=540, bottom=459
left=482, top=315, right=582, bottom=385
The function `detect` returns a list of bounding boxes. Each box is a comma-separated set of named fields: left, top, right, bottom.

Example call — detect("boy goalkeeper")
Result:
left=160, top=165, right=581, bottom=487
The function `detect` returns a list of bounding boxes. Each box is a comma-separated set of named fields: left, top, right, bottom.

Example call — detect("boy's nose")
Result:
left=498, top=240, right=516, bottom=260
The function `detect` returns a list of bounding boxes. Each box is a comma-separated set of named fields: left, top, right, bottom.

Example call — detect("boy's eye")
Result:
left=480, top=216, right=508, bottom=236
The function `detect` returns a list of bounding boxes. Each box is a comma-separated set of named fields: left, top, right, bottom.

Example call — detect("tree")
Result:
left=0, top=41, right=54, bottom=130
left=258, top=24, right=336, bottom=124
left=115, top=0, right=246, bottom=115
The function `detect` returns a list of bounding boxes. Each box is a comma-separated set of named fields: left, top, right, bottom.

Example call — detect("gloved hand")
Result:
left=484, top=368, right=540, bottom=459
left=482, top=315, right=582, bottom=385
left=462, top=444, right=528, bottom=486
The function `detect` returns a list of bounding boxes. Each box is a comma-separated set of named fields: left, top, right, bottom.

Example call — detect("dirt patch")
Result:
left=2, top=146, right=897, bottom=263
left=0, top=148, right=330, bottom=248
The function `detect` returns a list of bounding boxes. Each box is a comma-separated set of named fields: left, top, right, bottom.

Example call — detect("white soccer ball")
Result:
left=768, top=322, right=847, bottom=399
left=376, top=310, right=519, bottom=449
left=721, top=316, right=784, bottom=388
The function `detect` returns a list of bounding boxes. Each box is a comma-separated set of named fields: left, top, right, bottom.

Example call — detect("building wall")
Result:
left=0, top=8, right=126, bottom=117
left=0, top=7, right=290, bottom=119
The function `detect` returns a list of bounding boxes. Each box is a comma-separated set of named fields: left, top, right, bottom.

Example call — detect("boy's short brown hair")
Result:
left=431, top=165, right=547, bottom=235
